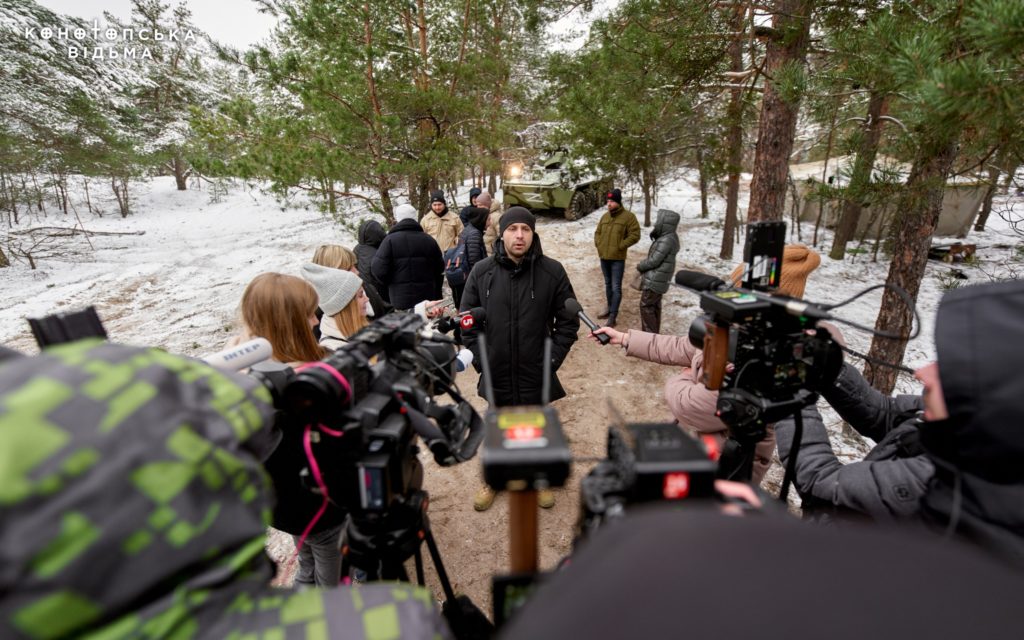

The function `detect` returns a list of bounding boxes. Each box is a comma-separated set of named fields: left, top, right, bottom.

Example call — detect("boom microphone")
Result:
left=565, top=298, right=611, bottom=345
left=202, top=337, right=273, bottom=371
left=675, top=270, right=729, bottom=292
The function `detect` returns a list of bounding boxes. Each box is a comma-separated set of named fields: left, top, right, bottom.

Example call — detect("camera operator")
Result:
left=593, top=244, right=822, bottom=486
left=0, top=341, right=450, bottom=639
left=775, top=280, right=1024, bottom=570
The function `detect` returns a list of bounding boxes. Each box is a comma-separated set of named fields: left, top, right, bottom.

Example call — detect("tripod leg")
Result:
left=414, top=546, right=425, bottom=587
left=422, top=525, right=458, bottom=604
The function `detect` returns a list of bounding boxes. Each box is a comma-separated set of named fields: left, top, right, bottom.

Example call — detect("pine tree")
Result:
left=863, top=0, right=1024, bottom=393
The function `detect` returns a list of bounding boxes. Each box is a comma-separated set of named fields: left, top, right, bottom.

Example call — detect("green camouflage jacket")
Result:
left=0, top=339, right=450, bottom=640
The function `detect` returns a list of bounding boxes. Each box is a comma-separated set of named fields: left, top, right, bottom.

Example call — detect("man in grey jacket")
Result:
left=775, top=280, right=1024, bottom=570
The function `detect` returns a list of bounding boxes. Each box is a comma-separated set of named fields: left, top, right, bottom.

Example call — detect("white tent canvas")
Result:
left=786, top=155, right=987, bottom=238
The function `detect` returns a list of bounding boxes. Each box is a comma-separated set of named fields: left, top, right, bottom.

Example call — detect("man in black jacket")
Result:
left=371, top=204, right=445, bottom=310
left=775, top=279, right=1024, bottom=570
left=460, top=206, right=580, bottom=510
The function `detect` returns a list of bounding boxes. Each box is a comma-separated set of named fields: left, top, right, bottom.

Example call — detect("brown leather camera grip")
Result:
left=703, top=321, right=729, bottom=390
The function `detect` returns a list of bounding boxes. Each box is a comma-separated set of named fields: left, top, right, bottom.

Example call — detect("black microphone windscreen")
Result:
left=675, top=270, right=727, bottom=292
left=564, top=298, right=582, bottom=315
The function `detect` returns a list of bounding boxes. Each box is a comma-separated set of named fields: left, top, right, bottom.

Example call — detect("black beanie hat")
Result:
left=430, top=190, right=446, bottom=204
left=499, top=206, right=536, bottom=235
left=607, top=188, right=622, bottom=204
left=469, top=187, right=482, bottom=202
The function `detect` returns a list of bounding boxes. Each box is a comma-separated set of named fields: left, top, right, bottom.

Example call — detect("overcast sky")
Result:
left=36, top=0, right=279, bottom=49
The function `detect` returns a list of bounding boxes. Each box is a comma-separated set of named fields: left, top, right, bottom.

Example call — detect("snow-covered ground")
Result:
left=3, top=174, right=1020, bottom=386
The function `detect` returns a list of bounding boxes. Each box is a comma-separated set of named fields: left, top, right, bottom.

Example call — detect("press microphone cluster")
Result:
left=565, top=298, right=611, bottom=345
left=674, top=269, right=833, bottom=321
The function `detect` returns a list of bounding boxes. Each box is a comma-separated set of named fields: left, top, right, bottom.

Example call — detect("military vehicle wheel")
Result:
left=566, top=189, right=592, bottom=221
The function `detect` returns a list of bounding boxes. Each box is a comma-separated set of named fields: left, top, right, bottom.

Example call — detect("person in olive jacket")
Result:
left=593, top=188, right=640, bottom=327
left=460, top=206, right=580, bottom=511
left=636, top=208, right=680, bottom=333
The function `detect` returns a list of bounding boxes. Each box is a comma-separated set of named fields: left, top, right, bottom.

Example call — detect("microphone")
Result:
left=565, top=298, right=610, bottom=345
left=202, top=337, right=273, bottom=371
left=675, top=270, right=729, bottom=292
left=458, top=307, right=486, bottom=331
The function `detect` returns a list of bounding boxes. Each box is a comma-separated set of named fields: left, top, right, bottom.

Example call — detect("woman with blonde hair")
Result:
left=236, top=272, right=326, bottom=364
left=301, top=263, right=370, bottom=351
left=232, top=272, right=344, bottom=587
left=312, top=244, right=390, bottom=319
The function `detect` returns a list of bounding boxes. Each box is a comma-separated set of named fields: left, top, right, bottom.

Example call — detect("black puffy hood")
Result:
left=358, top=219, right=386, bottom=247
left=924, top=280, right=1024, bottom=482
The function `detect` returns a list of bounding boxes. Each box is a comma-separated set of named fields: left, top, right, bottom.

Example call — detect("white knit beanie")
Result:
left=301, top=263, right=362, bottom=316
left=394, top=204, right=418, bottom=222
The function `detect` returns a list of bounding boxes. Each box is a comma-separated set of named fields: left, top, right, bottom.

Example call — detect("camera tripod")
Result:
left=340, top=490, right=456, bottom=598
left=339, top=490, right=492, bottom=637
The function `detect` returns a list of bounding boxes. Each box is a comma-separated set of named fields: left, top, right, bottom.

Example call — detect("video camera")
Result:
left=680, top=222, right=843, bottom=446
left=29, top=307, right=483, bottom=518
left=259, top=311, right=483, bottom=515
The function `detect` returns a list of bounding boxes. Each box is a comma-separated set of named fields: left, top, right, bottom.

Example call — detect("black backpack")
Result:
left=444, top=240, right=471, bottom=288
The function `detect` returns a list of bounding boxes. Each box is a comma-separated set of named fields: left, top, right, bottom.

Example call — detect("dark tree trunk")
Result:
left=830, top=92, right=888, bottom=259
left=863, top=138, right=960, bottom=394
left=972, top=165, right=999, bottom=233
left=747, top=0, right=815, bottom=223
left=172, top=155, right=188, bottom=191
left=720, top=5, right=746, bottom=260
left=642, top=165, right=654, bottom=227
left=379, top=186, right=394, bottom=225
left=697, top=147, right=710, bottom=219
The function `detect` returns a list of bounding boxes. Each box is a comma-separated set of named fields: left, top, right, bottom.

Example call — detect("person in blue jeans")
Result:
left=593, top=188, right=640, bottom=327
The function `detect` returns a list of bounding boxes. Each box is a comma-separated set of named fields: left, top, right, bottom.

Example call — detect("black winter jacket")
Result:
left=637, top=209, right=680, bottom=295
left=919, top=280, right=1024, bottom=570
left=370, top=218, right=444, bottom=310
left=355, top=219, right=390, bottom=312
left=779, top=280, right=1024, bottom=570
left=460, top=236, right=580, bottom=407
left=255, top=362, right=347, bottom=536
left=355, top=220, right=386, bottom=282
left=776, top=363, right=931, bottom=521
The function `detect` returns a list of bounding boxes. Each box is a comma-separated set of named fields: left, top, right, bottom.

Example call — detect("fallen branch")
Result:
left=7, top=226, right=147, bottom=237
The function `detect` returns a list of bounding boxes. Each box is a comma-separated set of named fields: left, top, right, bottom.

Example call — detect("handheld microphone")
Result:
left=565, top=298, right=611, bottom=345
left=202, top=337, right=273, bottom=371
left=458, top=307, right=487, bottom=331
left=674, top=270, right=729, bottom=292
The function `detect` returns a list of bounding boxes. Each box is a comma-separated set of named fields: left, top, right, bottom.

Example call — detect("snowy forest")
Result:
left=3, top=0, right=1024, bottom=396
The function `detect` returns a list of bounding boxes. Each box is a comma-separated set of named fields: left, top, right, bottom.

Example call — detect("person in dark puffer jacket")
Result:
left=449, top=202, right=489, bottom=308
left=355, top=219, right=388, bottom=303
left=775, top=280, right=1024, bottom=571
left=459, top=187, right=482, bottom=226
left=635, top=208, right=680, bottom=333
left=371, top=204, right=445, bottom=310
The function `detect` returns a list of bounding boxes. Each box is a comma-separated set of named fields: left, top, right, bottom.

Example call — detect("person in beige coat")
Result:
left=593, top=245, right=822, bottom=486
left=420, top=189, right=463, bottom=253
left=480, top=192, right=502, bottom=255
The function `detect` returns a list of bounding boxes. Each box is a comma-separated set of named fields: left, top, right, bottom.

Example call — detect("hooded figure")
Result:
left=775, top=280, right=1024, bottom=570
left=635, top=208, right=681, bottom=333
left=355, top=219, right=393, bottom=312
left=0, top=340, right=450, bottom=639
left=459, top=187, right=483, bottom=225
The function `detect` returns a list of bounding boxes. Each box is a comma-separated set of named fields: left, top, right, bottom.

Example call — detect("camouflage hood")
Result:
left=0, top=340, right=449, bottom=639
